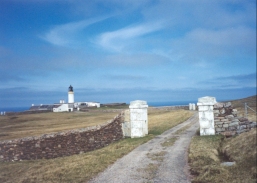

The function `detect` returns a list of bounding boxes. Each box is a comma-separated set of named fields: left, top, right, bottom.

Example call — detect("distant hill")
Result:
left=224, top=95, right=256, bottom=122
left=225, top=95, right=256, bottom=108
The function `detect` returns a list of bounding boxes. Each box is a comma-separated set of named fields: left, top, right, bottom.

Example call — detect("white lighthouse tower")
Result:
left=68, top=85, right=74, bottom=103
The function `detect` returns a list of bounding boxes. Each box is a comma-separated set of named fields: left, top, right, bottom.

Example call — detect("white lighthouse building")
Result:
left=52, top=85, right=100, bottom=112
left=68, top=85, right=74, bottom=103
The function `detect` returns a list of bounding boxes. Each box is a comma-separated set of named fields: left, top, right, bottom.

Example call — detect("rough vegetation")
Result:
left=0, top=109, right=193, bottom=183
left=189, top=129, right=256, bottom=183
left=0, top=111, right=120, bottom=141
left=189, top=95, right=257, bottom=183
left=225, top=95, right=256, bottom=122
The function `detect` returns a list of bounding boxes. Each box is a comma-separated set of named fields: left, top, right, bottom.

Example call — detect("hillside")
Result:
left=189, top=95, right=257, bottom=182
left=226, top=95, right=256, bottom=108
left=228, top=95, right=256, bottom=122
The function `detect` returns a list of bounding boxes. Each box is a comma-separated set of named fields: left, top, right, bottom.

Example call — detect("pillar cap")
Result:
left=197, top=96, right=217, bottom=105
left=129, top=100, right=148, bottom=108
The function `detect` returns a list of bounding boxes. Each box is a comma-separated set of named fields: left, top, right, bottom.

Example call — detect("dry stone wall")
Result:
left=214, top=102, right=256, bottom=137
left=0, top=113, right=124, bottom=162
left=149, top=105, right=189, bottom=110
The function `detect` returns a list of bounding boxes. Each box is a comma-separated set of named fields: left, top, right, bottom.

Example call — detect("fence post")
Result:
left=245, top=103, right=248, bottom=118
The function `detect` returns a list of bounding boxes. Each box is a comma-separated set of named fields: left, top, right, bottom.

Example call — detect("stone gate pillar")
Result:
left=197, top=96, right=217, bottom=136
left=129, top=100, right=148, bottom=138
left=189, top=103, right=196, bottom=110
left=192, top=103, right=195, bottom=111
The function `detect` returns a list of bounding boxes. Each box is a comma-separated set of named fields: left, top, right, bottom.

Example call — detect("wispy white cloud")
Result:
left=198, top=73, right=257, bottom=89
left=41, top=16, right=110, bottom=47
left=104, top=53, right=169, bottom=67
left=96, top=22, right=164, bottom=52
left=168, top=26, right=256, bottom=64
left=103, top=74, right=146, bottom=80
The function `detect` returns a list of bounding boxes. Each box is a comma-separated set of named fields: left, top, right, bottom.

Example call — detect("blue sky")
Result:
left=0, top=0, right=256, bottom=108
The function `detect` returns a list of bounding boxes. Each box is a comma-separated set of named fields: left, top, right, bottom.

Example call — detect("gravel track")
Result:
left=89, top=113, right=199, bottom=183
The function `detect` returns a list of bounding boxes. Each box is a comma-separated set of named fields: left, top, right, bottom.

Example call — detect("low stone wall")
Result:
left=149, top=105, right=189, bottom=110
left=0, top=113, right=124, bottom=162
left=214, top=102, right=256, bottom=137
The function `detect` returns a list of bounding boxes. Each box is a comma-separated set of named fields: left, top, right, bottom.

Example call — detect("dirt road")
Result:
left=89, top=113, right=199, bottom=183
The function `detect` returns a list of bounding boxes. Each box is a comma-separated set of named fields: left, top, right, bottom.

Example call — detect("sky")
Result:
left=0, top=0, right=256, bottom=108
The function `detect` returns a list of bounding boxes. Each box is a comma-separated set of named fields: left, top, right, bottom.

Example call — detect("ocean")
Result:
left=147, top=101, right=196, bottom=107
left=0, top=101, right=196, bottom=112
left=0, top=106, right=30, bottom=112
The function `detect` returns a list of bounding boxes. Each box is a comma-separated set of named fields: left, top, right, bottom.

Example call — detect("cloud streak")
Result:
left=42, top=16, right=110, bottom=47
left=198, top=73, right=256, bottom=89
left=96, top=22, right=164, bottom=52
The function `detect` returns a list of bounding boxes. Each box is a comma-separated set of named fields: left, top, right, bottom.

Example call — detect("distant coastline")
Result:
left=0, top=107, right=30, bottom=112
left=0, top=101, right=197, bottom=112
left=147, top=101, right=196, bottom=107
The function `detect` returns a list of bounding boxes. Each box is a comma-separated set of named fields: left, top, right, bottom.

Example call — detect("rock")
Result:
left=225, top=115, right=234, bottom=119
left=238, top=117, right=248, bottom=122
left=224, top=102, right=232, bottom=107
left=228, top=126, right=237, bottom=131
left=214, top=103, right=224, bottom=108
left=221, top=162, right=236, bottom=166
left=221, top=119, right=228, bottom=122
left=221, top=131, right=236, bottom=137
left=219, top=108, right=225, bottom=114
left=215, top=122, right=223, bottom=125
left=229, top=122, right=239, bottom=127
left=223, top=124, right=229, bottom=128
left=215, top=128, right=225, bottom=132
left=237, top=129, right=246, bottom=134
left=238, top=125, right=246, bottom=130
left=250, top=122, right=257, bottom=128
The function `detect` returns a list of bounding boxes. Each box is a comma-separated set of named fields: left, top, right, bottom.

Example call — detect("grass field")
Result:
left=189, top=129, right=256, bottom=183
left=0, top=109, right=194, bottom=183
left=0, top=111, right=121, bottom=141
left=225, top=95, right=256, bottom=122
left=189, top=95, right=257, bottom=183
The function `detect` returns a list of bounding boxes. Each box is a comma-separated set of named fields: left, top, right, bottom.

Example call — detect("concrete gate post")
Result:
left=192, top=103, right=196, bottom=110
left=129, top=100, right=148, bottom=138
left=197, top=96, right=217, bottom=136
left=189, top=103, right=192, bottom=110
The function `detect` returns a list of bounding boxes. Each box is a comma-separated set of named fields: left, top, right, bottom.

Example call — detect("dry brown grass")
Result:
left=0, top=111, right=120, bottom=141
left=188, top=95, right=257, bottom=183
left=227, top=95, right=256, bottom=122
left=189, top=129, right=257, bottom=183
left=0, top=109, right=194, bottom=183
left=148, top=109, right=194, bottom=135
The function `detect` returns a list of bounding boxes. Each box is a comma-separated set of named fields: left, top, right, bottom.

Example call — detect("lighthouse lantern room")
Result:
left=68, top=85, right=74, bottom=103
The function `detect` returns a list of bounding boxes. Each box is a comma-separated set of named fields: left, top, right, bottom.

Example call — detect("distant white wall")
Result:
left=74, top=102, right=100, bottom=108
left=53, top=104, right=73, bottom=112
left=87, top=102, right=100, bottom=108
left=189, top=103, right=196, bottom=110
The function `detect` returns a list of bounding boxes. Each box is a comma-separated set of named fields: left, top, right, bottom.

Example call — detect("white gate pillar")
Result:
left=189, top=103, right=192, bottom=110
left=129, top=100, right=148, bottom=138
left=197, top=96, right=217, bottom=136
left=192, top=103, right=196, bottom=110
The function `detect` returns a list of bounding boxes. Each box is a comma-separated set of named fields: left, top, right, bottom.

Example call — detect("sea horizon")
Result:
left=0, top=100, right=197, bottom=112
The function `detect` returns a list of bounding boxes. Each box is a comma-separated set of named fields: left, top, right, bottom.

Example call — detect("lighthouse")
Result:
left=68, top=85, right=74, bottom=103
